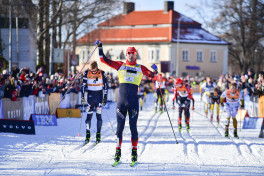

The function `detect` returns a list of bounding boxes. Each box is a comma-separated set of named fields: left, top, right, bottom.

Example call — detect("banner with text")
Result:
left=243, top=117, right=264, bottom=129
left=0, top=119, right=35, bottom=134
left=23, top=96, right=35, bottom=120
left=70, top=93, right=79, bottom=108
left=35, top=95, right=49, bottom=114
left=60, top=93, right=70, bottom=108
left=56, top=109, right=81, bottom=118
left=2, top=98, right=23, bottom=120
left=31, top=114, right=57, bottom=126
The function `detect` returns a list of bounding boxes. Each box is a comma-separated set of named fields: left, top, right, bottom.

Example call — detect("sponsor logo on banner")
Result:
left=56, top=108, right=81, bottom=118
left=0, top=119, right=35, bottom=135
left=243, top=117, right=264, bottom=129
left=31, top=114, right=57, bottom=126
left=2, top=98, right=24, bottom=120
left=23, top=96, right=35, bottom=120
left=35, top=95, right=49, bottom=114
left=60, top=93, right=70, bottom=108
left=0, top=100, right=3, bottom=119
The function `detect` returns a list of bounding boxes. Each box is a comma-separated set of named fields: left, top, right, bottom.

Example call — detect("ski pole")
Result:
left=151, top=64, right=178, bottom=144
left=78, top=104, right=85, bottom=136
left=46, top=44, right=98, bottom=123
left=158, top=85, right=178, bottom=144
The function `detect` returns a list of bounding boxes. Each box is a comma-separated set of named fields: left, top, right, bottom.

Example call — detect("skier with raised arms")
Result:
left=96, top=41, right=155, bottom=166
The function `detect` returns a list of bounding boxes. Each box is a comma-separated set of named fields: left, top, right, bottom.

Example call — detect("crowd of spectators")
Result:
left=0, top=67, right=82, bottom=101
left=0, top=66, right=263, bottom=102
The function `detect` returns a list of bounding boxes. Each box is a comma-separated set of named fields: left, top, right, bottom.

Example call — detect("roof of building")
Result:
left=77, top=10, right=228, bottom=45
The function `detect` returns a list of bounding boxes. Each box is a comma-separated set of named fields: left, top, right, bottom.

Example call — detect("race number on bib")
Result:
left=124, top=76, right=134, bottom=82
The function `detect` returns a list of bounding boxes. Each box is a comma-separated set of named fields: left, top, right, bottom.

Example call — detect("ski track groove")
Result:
left=205, top=103, right=262, bottom=166
left=168, top=106, right=201, bottom=166
left=138, top=112, right=161, bottom=158
left=217, top=122, right=262, bottom=165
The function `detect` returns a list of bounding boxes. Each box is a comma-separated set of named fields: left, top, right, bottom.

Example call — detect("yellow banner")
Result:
left=259, top=96, right=264, bottom=118
left=48, top=93, right=61, bottom=114
left=56, top=109, right=81, bottom=118
left=236, top=109, right=248, bottom=120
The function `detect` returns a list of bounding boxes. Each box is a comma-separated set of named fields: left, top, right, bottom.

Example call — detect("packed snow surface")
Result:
left=0, top=93, right=263, bottom=175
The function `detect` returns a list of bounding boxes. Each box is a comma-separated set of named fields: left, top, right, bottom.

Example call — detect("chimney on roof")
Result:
left=123, top=2, right=135, bottom=14
left=164, top=1, right=174, bottom=13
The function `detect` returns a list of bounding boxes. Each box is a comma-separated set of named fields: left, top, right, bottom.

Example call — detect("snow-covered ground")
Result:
left=0, top=93, right=264, bottom=176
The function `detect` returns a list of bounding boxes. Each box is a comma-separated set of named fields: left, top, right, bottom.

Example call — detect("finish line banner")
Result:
left=0, top=119, right=35, bottom=135
left=243, top=117, right=264, bottom=129
left=31, top=114, right=57, bottom=126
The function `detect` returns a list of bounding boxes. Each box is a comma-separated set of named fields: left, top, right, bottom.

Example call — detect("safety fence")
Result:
left=0, top=92, right=82, bottom=120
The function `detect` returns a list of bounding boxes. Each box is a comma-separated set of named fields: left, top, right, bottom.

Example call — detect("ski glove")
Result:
left=95, top=40, right=102, bottom=47
left=81, top=96, right=86, bottom=105
left=102, top=95, right=107, bottom=106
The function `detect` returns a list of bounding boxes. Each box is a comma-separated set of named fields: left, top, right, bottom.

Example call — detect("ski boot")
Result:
left=114, top=149, right=121, bottom=162
left=155, top=107, right=157, bottom=113
left=192, top=106, right=194, bottom=110
left=234, top=131, right=239, bottom=139
left=85, top=130, right=90, bottom=144
left=131, top=149, right=137, bottom=162
left=186, top=124, right=190, bottom=133
left=205, top=112, right=208, bottom=118
left=160, top=107, right=163, bottom=113
left=172, top=105, right=175, bottom=110
left=216, top=115, right=220, bottom=124
left=225, top=130, right=229, bottom=138
left=178, top=124, right=182, bottom=132
left=96, top=132, right=101, bottom=144
left=210, top=114, right=213, bottom=123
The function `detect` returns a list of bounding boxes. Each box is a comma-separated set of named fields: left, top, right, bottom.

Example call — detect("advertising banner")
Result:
left=49, top=93, right=61, bottom=114
left=259, top=121, right=264, bottom=138
left=236, top=109, right=248, bottom=120
left=2, top=98, right=23, bottom=120
left=31, top=114, right=57, bottom=126
left=70, top=93, right=78, bottom=108
left=0, top=119, right=35, bottom=134
left=56, top=109, right=81, bottom=118
left=35, top=95, right=49, bottom=114
left=243, top=117, right=264, bottom=129
left=258, top=96, right=264, bottom=118
left=23, top=95, right=35, bottom=120
left=0, top=99, right=3, bottom=119
left=60, top=93, right=70, bottom=108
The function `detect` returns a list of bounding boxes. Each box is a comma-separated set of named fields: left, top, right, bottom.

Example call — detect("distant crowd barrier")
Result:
left=0, top=92, right=82, bottom=120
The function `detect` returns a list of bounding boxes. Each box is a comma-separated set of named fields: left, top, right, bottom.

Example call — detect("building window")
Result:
left=210, top=51, right=217, bottom=62
left=87, top=50, right=90, bottom=59
left=82, top=50, right=85, bottom=62
left=182, top=50, right=189, bottom=62
left=196, top=50, right=203, bottom=62
left=148, top=48, right=160, bottom=63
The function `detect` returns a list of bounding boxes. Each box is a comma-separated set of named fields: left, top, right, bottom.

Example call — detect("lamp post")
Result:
left=176, top=16, right=184, bottom=77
